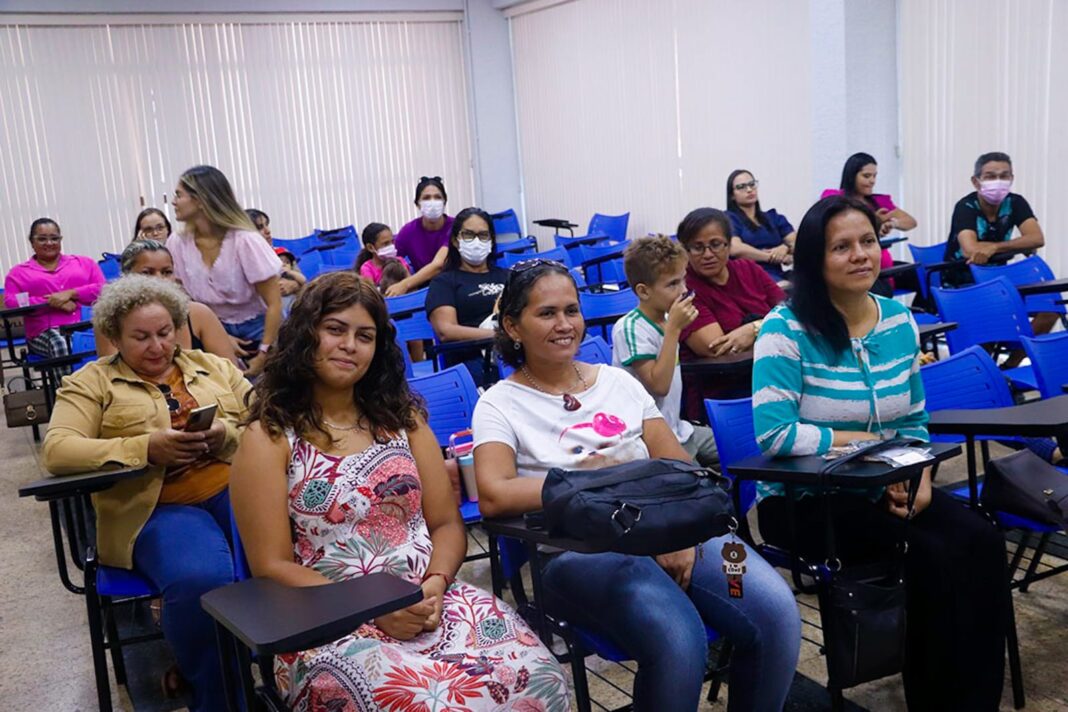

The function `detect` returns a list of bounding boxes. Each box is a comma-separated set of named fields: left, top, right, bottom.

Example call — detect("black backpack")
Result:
left=542, top=458, right=735, bottom=556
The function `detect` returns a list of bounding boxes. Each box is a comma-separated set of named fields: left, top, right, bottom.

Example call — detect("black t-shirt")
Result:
left=945, top=191, right=1035, bottom=261
left=426, top=266, right=508, bottom=326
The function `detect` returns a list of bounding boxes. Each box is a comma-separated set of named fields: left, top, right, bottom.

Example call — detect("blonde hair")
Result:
left=92, top=275, right=190, bottom=341
left=178, top=165, right=258, bottom=236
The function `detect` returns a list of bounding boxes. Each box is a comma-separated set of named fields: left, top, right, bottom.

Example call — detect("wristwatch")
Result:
left=258, top=342, right=272, bottom=354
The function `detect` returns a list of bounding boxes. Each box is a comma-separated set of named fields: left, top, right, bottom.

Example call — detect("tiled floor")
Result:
left=3, top=417, right=1066, bottom=711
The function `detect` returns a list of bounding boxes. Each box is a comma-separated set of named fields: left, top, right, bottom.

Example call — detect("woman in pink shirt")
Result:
left=167, top=166, right=282, bottom=376
left=821, top=152, right=918, bottom=295
left=3, top=218, right=105, bottom=359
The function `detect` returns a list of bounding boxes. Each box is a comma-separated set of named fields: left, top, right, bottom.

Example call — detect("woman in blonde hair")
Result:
left=168, top=165, right=282, bottom=376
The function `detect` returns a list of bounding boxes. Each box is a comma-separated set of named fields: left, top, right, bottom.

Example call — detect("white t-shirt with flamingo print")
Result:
left=473, top=365, right=665, bottom=480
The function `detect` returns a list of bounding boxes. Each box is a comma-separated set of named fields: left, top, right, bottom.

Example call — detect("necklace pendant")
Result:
left=563, top=393, right=581, bottom=411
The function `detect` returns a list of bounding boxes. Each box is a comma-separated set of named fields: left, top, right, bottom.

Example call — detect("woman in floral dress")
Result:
left=231, top=272, right=568, bottom=711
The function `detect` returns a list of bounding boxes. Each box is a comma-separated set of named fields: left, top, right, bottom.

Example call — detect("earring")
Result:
left=513, top=341, right=521, bottom=350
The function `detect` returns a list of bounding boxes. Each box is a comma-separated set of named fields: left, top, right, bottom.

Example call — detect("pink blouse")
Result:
left=167, top=229, right=282, bottom=324
left=3, top=254, right=105, bottom=340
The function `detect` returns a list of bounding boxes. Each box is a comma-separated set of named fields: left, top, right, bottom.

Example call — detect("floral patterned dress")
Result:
left=276, top=432, right=569, bottom=712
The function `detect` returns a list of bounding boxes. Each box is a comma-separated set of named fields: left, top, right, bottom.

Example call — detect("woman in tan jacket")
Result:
left=43, top=274, right=251, bottom=711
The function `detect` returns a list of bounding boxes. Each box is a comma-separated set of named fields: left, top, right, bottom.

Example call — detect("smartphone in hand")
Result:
left=185, top=403, right=218, bottom=432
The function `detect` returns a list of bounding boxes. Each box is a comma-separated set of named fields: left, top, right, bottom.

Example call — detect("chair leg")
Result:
left=1005, top=590, right=1026, bottom=709
left=1018, top=532, right=1051, bottom=593
left=1007, top=532, right=1031, bottom=580
left=569, top=646, right=593, bottom=712
left=829, top=686, right=845, bottom=712
left=102, top=597, right=128, bottom=686
left=706, top=640, right=732, bottom=703
left=84, top=561, right=114, bottom=712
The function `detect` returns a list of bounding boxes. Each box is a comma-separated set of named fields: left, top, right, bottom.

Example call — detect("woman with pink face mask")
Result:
left=385, top=176, right=454, bottom=296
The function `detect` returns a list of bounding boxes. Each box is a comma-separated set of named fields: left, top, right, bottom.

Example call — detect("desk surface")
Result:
left=928, top=395, right=1068, bottom=438
left=481, top=516, right=608, bottom=554
left=429, top=336, right=496, bottom=356
left=879, top=235, right=909, bottom=249
left=1016, top=278, right=1068, bottom=296
left=680, top=351, right=754, bottom=376
left=0, top=304, right=44, bottom=319
left=729, top=441, right=960, bottom=488
left=917, top=321, right=958, bottom=340
left=19, top=466, right=147, bottom=501
left=881, top=262, right=918, bottom=280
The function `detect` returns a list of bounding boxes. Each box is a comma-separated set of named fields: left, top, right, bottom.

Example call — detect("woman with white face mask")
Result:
left=386, top=176, right=454, bottom=297
left=355, top=222, right=410, bottom=286
left=425, top=207, right=509, bottom=386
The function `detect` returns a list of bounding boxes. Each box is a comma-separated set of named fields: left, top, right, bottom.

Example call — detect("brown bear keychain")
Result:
left=721, top=541, right=747, bottom=598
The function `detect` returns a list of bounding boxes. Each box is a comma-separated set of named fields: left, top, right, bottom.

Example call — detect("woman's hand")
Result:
left=420, top=576, right=447, bottom=632
left=384, top=279, right=410, bottom=298
left=244, top=352, right=266, bottom=376
left=47, top=290, right=76, bottom=309
left=655, top=547, right=696, bottom=590
left=204, top=419, right=227, bottom=454
left=228, top=334, right=257, bottom=358
left=147, top=428, right=210, bottom=466
left=885, top=472, right=932, bottom=519
left=766, top=244, right=790, bottom=265
left=374, top=597, right=437, bottom=640
left=708, top=323, right=757, bottom=357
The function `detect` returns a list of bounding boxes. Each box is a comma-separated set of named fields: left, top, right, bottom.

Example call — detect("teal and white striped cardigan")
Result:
left=751, top=295, right=929, bottom=502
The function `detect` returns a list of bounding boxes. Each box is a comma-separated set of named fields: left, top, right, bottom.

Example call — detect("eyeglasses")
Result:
left=685, top=240, right=730, bottom=255
left=157, top=384, right=181, bottom=414
left=459, top=229, right=492, bottom=243
left=32, top=235, right=63, bottom=244
left=733, top=179, right=759, bottom=191
left=140, top=225, right=168, bottom=236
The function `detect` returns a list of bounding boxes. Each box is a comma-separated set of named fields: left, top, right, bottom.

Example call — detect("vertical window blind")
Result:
left=899, top=0, right=1067, bottom=274
left=0, top=15, right=475, bottom=277
left=507, top=0, right=814, bottom=241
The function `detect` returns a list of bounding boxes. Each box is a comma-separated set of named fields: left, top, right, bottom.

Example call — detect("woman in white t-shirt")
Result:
left=472, top=260, right=801, bottom=712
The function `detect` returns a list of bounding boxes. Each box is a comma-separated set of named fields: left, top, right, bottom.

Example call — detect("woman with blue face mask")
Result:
left=425, top=207, right=509, bottom=386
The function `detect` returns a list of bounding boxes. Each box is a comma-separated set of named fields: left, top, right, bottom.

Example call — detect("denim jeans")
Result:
left=222, top=313, right=266, bottom=352
left=541, top=536, right=800, bottom=712
left=133, top=489, right=235, bottom=712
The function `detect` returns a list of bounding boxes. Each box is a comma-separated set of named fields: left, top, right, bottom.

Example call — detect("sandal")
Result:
left=161, top=664, right=188, bottom=699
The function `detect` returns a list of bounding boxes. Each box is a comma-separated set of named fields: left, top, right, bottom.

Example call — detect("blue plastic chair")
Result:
left=407, top=365, right=480, bottom=449
left=498, top=246, right=572, bottom=269
left=971, top=255, right=1067, bottom=321
left=907, top=241, right=950, bottom=306
left=1020, top=332, right=1068, bottom=400
left=576, top=240, right=629, bottom=287
left=98, top=255, right=121, bottom=281
left=315, top=225, right=358, bottom=244
left=932, top=276, right=1037, bottom=392
left=273, top=233, right=321, bottom=256
left=384, top=287, right=429, bottom=316
left=555, top=212, right=630, bottom=252
left=579, top=288, right=638, bottom=342
left=70, top=331, right=97, bottom=371
left=298, top=250, right=325, bottom=279
left=490, top=209, right=526, bottom=242
left=703, top=398, right=760, bottom=518
left=322, top=249, right=359, bottom=267
left=392, top=315, right=436, bottom=378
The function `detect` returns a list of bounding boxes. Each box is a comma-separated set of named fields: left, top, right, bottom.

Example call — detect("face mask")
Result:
left=458, top=238, right=492, bottom=265
left=375, top=244, right=397, bottom=259
left=978, top=179, right=1012, bottom=205
left=420, top=199, right=445, bottom=220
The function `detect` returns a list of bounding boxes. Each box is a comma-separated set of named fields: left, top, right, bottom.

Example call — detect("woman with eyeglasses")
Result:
left=43, top=275, right=252, bottom=709
left=3, top=217, right=106, bottom=360
left=385, top=176, right=455, bottom=296
left=725, top=170, right=796, bottom=284
left=473, top=259, right=801, bottom=711
left=425, top=207, right=509, bottom=386
left=133, top=208, right=173, bottom=242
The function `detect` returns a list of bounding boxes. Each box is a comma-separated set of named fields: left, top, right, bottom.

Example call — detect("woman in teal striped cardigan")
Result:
left=752, top=195, right=1009, bottom=711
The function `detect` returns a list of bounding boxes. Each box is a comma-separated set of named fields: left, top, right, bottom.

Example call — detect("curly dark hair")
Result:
left=247, top=271, right=425, bottom=442
left=495, top=259, right=581, bottom=368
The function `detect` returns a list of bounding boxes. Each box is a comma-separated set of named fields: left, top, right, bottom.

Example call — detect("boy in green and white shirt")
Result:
left=612, top=236, right=719, bottom=466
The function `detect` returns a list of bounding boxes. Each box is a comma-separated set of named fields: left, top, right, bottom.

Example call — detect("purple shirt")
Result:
left=167, top=229, right=283, bottom=324
left=394, top=215, right=455, bottom=272
left=3, top=254, right=105, bottom=340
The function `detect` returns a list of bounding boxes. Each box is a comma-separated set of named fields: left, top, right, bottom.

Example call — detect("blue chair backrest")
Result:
left=587, top=212, right=629, bottom=242
left=322, top=249, right=359, bottom=267
left=576, top=240, right=629, bottom=286
left=1020, top=332, right=1068, bottom=399
left=907, top=241, right=949, bottom=300
left=316, top=225, right=358, bottom=244
left=497, top=334, right=612, bottom=380
left=704, top=398, right=760, bottom=515
left=570, top=267, right=587, bottom=289
left=70, top=331, right=97, bottom=371
left=579, top=288, right=637, bottom=319
left=391, top=319, right=416, bottom=378
left=274, top=234, right=320, bottom=256
left=499, top=247, right=572, bottom=269
left=407, top=365, right=480, bottom=448
left=298, top=250, right=324, bottom=279
left=491, top=209, right=523, bottom=242
left=98, top=256, right=121, bottom=281
left=932, top=276, right=1032, bottom=353
left=921, top=345, right=1014, bottom=411
left=971, top=256, right=1065, bottom=316
left=80, top=305, right=93, bottom=321
left=385, top=287, right=429, bottom=315
left=393, top=311, right=436, bottom=344
left=229, top=506, right=253, bottom=581
left=493, top=237, right=537, bottom=259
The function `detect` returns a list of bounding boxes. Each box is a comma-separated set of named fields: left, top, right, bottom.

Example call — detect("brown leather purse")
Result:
left=3, top=377, right=49, bottom=428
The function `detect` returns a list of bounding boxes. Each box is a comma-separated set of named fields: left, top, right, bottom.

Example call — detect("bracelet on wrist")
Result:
left=421, top=571, right=453, bottom=588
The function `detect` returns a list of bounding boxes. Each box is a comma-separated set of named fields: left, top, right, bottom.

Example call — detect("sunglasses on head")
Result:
left=419, top=175, right=442, bottom=182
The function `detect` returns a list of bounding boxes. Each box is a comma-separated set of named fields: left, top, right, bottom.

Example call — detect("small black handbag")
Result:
left=2, top=377, right=49, bottom=428
left=983, top=449, right=1068, bottom=530
left=541, top=458, right=734, bottom=556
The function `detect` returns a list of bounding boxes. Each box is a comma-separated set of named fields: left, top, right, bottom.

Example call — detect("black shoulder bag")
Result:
left=541, top=458, right=734, bottom=556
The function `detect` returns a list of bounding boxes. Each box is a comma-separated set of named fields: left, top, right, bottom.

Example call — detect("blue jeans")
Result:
left=222, top=313, right=266, bottom=351
left=133, top=489, right=235, bottom=712
left=542, top=536, right=800, bottom=712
